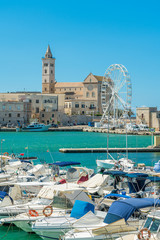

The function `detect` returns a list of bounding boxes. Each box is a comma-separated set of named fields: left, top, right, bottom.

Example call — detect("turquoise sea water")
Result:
left=0, top=131, right=160, bottom=239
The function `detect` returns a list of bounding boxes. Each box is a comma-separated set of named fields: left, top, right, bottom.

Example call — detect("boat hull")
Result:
left=96, top=159, right=116, bottom=169
left=16, top=125, right=50, bottom=132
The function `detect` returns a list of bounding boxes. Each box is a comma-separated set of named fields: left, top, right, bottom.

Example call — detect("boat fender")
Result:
left=43, top=205, right=53, bottom=217
left=137, top=228, right=151, bottom=240
left=28, top=209, right=39, bottom=217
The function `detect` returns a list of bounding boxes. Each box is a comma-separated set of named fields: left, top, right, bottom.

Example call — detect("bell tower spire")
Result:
left=42, top=45, right=56, bottom=94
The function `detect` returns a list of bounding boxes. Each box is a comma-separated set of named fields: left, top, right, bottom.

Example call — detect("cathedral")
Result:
left=42, top=45, right=104, bottom=115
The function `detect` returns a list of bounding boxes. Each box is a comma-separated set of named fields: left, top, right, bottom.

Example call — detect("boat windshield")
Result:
left=144, top=217, right=152, bottom=229
left=144, top=217, right=160, bottom=232
left=150, top=219, right=160, bottom=232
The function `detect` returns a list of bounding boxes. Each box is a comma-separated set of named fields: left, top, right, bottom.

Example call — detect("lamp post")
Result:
left=1, top=139, right=5, bottom=171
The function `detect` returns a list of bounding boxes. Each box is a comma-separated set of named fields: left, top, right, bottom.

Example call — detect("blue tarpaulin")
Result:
left=49, top=161, right=81, bottom=167
left=104, top=198, right=160, bottom=224
left=70, top=200, right=95, bottom=219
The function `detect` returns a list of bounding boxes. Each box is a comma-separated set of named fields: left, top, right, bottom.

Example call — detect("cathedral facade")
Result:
left=42, top=45, right=104, bottom=115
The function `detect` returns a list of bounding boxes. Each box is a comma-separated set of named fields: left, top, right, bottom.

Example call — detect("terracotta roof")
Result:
left=55, top=82, right=83, bottom=88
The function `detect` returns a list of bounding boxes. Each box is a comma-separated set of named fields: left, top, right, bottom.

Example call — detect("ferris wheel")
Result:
left=100, top=64, right=132, bottom=125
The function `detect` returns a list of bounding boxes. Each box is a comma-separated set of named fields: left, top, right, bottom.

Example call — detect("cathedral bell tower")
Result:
left=42, top=45, right=56, bottom=94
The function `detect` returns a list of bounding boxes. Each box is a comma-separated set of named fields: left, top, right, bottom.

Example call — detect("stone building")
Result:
left=0, top=92, right=65, bottom=124
left=0, top=101, right=31, bottom=125
left=136, top=107, right=160, bottom=130
left=42, top=45, right=110, bottom=116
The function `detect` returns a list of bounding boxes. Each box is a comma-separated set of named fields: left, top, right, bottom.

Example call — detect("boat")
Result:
left=116, top=209, right=160, bottom=240
left=61, top=198, right=160, bottom=240
left=32, top=200, right=106, bottom=239
left=16, top=122, right=51, bottom=132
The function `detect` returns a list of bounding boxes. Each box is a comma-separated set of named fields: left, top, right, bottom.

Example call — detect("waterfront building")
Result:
left=0, top=101, right=31, bottom=125
left=42, top=45, right=111, bottom=116
left=136, top=107, right=160, bottom=131
left=0, top=92, right=65, bottom=124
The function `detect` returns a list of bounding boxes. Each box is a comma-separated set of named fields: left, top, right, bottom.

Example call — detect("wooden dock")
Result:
left=59, top=147, right=160, bottom=153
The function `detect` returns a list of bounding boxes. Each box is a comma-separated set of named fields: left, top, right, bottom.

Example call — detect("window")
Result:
left=81, top=104, right=85, bottom=108
left=45, top=69, right=47, bottom=74
left=92, top=92, right=95, bottom=97
left=2, top=105, right=5, bottom=110
left=17, top=113, right=20, bottom=117
left=36, top=107, right=39, bottom=113
left=51, top=70, right=53, bottom=74
left=75, top=88, right=76, bottom=90
left=51, top=80, right=53, bottom=83
left=69, top=103, right=71, bottom=108
left=42, top=114, right=44, bottom=117
left=9, top=106, right=12, bottom=110
left=36, top=99, right=39, bottom=103
left=51, top=88, right=53, bottom=91
left=50, top=63, right=54, bottom=67
left=86, top=92, right=89, bottom=98
left=52, top=114, right=54, bottom=117
left=17, top=106, right=20, bottom=110
left=75, top=104, right=79, bottom=108
left=9, top=113, right=11, bottom=117
left=45, top=79, right=47, bottom=83
left=45, top=88, right=47, bottom=91
left=90, top=79, right=92, bottom=82
left=44, top=63, right=48, bottom=67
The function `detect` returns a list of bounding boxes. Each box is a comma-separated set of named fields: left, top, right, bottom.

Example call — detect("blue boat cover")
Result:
left=147, top=176, right=160, bottom=182
left=20, top=160, right=32, bottom=164
left=70, top=200, right=95, bottom=219
left=49, top=161, right=81, bottom=167
left=103, top=170, right=127, bottom=177
left=104, top=198, right=160, bottom=224
left=104, top=193, right=131, bottom=199
left=126, top=173, right=148, bottom=178
left=0, top=191, right=8, bottom=201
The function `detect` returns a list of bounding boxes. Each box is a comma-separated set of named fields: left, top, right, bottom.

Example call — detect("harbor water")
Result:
left=0, top=131, right=160, bottom=239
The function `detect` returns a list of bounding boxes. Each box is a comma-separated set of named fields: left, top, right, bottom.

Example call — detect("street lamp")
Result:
left=1, top=139, right=5, bottom=171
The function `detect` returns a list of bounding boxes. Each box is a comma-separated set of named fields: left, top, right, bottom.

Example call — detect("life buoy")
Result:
left=43, top=205, right=53, bottom=217
left=137, top=228, right=151, bottom=240
left=28, top=209, right=39, bottom=217
left=3, top=152, right=9, bottom=156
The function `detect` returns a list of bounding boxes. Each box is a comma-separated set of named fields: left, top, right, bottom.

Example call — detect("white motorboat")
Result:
left=32, top=201, right=106, bottom=240
left=16, top=122, right=51, bottom=132
left=61, top=198, right=160, bottom=240
left=1, top=189, right=94, bottom=233
left=96, top=159, right=117, bottom=169
left=116, top=210, right=160, bottom=240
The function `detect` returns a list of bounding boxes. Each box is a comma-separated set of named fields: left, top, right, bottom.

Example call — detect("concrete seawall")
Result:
left=59, top=147, right=160, bottom=153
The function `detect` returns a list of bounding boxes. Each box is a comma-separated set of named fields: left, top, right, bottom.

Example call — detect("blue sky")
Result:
left=0, top=0, right=160, bottom=111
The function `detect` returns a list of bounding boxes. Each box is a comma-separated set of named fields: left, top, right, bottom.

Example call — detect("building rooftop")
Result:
left=55, top=82, right=83, bottom=88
